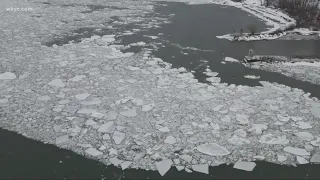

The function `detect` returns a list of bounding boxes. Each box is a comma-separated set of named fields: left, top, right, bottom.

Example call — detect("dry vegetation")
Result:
left=278, top=0, right=320, bottom=29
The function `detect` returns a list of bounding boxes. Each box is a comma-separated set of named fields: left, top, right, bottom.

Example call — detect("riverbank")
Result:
left=163, top=0, right=320, bottom=41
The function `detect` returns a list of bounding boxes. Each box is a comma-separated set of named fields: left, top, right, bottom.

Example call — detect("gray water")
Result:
left=5, top=2, right=320, bottom=179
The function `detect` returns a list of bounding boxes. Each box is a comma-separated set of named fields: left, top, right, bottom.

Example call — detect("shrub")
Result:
left=247, top=24, right=257, bottom=35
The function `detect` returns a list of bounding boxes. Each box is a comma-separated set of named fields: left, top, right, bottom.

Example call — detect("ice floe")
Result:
left=109, top=157, right=124, bottom=166
left=56, top=135, right=69, bottom=144
left=224, top=57, right=240, bottom=63
left=311, top=137, right=320, bottom=146
left=112, top=131, right=125, bottom=144
left=85, top=148, right=103, bottom=157
left=120, top=109, right=137, bottom=117
left=297, top=156, right=309, bottom=164
left=196, top=143, right=230, bottom=156
left=283, top=146, right=310, bottom=156
left=120, top=161, right=132, bottom=170
left=0, top=72, right=16, bottom=80
left=164, top=136, right=176, bottom=144
left=294, top=132, right=314, bottom=141
left=233, top=161, right=256, bottom=171
left=244, top=75, right=260, bottom=79
left=179, top=155, right=192, bottom=163
left=142, top=103, right=155, bottom=112
left=97, top=121, right=115, bottom=133
left=310, top=154, right=320, bottom=163
left=48, top=79, right=65, bottom=88
left=156, top=159, right=173, bottom=176
left=192, top=164, right=209, bottom=174
left=259, top=134, right=289, bottom=145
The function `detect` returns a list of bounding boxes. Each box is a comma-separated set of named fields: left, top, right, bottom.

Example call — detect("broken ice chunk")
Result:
left=210, top=123, right=220, bottom=130
left=196, top=143, right=230, bottom=156
left=228, top=135, right=250, bottom=145
left=126, top=66, right=140, bottom=71
left=99, top=145, right=106, bottom=151
left=105, top=112, right=117, bottom=121
left=206, top=77, right=221, bottom=83
left=176, top=166, right=184, bottom=171
left=203, top=72, right=219, bottom=77
left=259, top=133, right=289, bottom=145
left=234, top=129, right=247, bottom=138
left=69, top=75, right=86, bottom=82
left=249, top=124, right=267, bottom=135
left=37, top=95, right=51, bottom=101
left=253, top=156, right=265, bottom=160
left=142, top=103, right=155, bottom=112
left=85, top=119, right=97, bottom=126
left=179, top=155, right=192, bottom=163
left=277, top=154, right=287, bottom=162
left=0, top=98, right=8, bottom=106
left=109, top=157, right=124, bottom=166
left=56, top=135, right=69, bottom=144
left=0, top=72, right=16, bottom=80
left=48, top=79, right=65, bottom=88
left=85, top=148, right=103, bottom=157
left=283, top=146, right=310, bottom=156
left=233, top=161, right=256, bottom=171
left=112, top=131, right=125, bottom=144
left=53, top=125, right=63, bottom=132
left=75, top=93, right=90, bottom=100
left=156, top=159, right=173, bottom=176
left=277, top=114, right=291, bottom=122
left=102, top=134, right=110, bottom=140
left=244, top=75, right=260, bottom=79
left=120, top=109, right=137, bottom=117
left=120, top=161, right=132, bottom=170
left=311, top=137, right=320, bottom=146
left=159, top=126, right=170, bottom=132
left=310, top=154, right=320, bottom=163
left=296, top=121, right=312, bottom=129
left=310, top=103, right=320, bottom=118
left=297, top=156, right=309, bottom=164
left=164, top=136, right=176, bottom=144
left=224, top=57, right=239, bottom=63
left=91, top=112, right=105, bottom=118
left=192, top=164, right=209, bottom=174
left=236, top=114, right=249, bottom=125
left=294, top=132, right=314, bottom=141
left=97, top=121, right=114, bottom=133
left=80, top=99, right=102, bottom=105
left=185, top=168, right=192, bottom=173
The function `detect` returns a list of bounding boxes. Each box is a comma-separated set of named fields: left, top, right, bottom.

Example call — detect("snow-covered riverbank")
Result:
left=163, top=0, right=319, bottom=41
left=1, top=0, right=320, bottom=177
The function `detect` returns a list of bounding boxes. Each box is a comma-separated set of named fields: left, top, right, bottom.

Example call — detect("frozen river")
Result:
left=1, top=1, right=320, bottom=179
